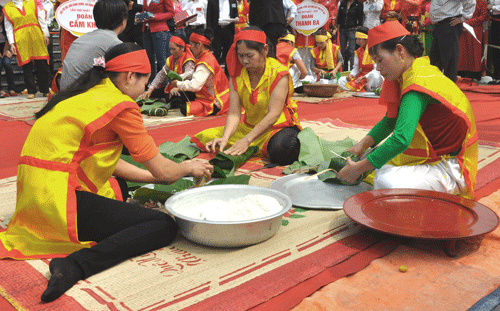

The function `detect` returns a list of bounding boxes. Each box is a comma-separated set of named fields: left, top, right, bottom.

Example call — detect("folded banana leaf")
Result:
left=121, top=136, right=200, bottom=189
left=209, top=146, right=259, bottom=178
left=137, top=98, right=170, bottom=116
left=132, top=175, right=251, bottom=204
left=317, top=151, right=369, bottom=185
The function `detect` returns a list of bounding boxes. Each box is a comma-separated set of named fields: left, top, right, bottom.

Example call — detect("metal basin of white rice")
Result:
left=165, top=185, right=292, bottom=247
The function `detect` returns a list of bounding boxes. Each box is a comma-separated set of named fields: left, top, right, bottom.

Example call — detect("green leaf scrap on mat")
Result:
left=132, top=175, right=251, bottom=204
left=209, top=146, right=259, bottom=178
left=283, top=127, right=357, bottom=174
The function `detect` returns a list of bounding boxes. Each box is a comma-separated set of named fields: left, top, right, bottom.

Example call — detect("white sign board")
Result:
left=56, top=0, right=97, bottom=36
left=291, top=2, right=329, bottom=36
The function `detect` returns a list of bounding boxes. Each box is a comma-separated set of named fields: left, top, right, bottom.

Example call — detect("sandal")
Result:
left=9, top=90, right=18, bottom=97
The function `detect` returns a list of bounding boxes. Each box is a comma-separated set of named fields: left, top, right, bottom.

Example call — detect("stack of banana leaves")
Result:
left=283, top=128, right=373, bottom=185
left=121, top=136, right=257, bottom=204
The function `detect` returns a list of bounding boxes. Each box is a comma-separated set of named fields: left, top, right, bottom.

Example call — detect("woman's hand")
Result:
left=336, top=158, right=365, bottom=184
left=330, top=69, right=338, bottom=77
left=9, top=44, right=16, bottom=55
left=206, top=138, right=228, bottom=153
left=346, top=143, right=367, bottom=158
left=318, top=69, right=327, bottom=77
left=185, top=158, right=213, bottom=181
left=355, top=76, right=366, bottom=84
left=139, top=88, right=154, bottom=100
left=170, top=80, right=178, bottom=87
left=224, top=138, right=250, bottom=156
left=169, top=87, right=181, bottom=97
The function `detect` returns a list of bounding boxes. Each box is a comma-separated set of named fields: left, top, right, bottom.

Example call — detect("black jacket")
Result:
left=248, top=0, right=286, bottom=27
left=336, top=0, right=364, bottom=30
left=206, top=0, right=238, bottom=31
left=121, top=0, right=143, bottom=36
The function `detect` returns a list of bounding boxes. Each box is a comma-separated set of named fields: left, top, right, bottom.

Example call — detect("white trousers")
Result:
left=373, top=158, right=468, bottom=196
left=338, top=70, right=384, bottom=92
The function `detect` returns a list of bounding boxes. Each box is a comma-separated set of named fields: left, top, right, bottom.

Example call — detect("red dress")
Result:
left=457, top=0, right=488, bottom=73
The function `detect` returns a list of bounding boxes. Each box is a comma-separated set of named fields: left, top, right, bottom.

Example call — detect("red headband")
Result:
left=189, top=33, right=211, bottom=46
left=226, top=29, right=267, bottom=77
left=170, top=36, right=186, bottom=47
left=105, top=50, right=151, bottom=74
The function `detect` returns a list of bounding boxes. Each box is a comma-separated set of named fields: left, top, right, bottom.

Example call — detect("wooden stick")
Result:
left=329, top=150, right=347, bottom=160
left=304, top=168, right=337, bottom=180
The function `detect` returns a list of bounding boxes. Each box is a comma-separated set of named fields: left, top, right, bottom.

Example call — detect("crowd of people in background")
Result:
left=0, top=0, right=500, bottom=99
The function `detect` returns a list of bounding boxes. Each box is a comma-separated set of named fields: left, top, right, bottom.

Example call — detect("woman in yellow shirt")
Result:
left=0, top=42, right=213, bottom=302
left=192, top=27, right=302, bottom=165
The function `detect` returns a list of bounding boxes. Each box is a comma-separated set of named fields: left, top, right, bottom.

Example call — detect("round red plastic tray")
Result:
left=343, top=189, right=499, bottom=239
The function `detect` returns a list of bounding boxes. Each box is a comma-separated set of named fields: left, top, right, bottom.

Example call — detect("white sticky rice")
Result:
left=176, top=194, right=283, bottom=221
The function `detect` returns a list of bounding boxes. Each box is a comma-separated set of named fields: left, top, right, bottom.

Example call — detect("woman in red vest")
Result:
left=170, top=29, right=230, bottom=116
left=276, top=33, right=308, bottom=93
left=336, top=21, right=477, bottom=200
left=310, top=29, right=343, bottom=80
left=338, top=26, right=384, bottom=91
left=0, top=43, right=213, bottom=302
left=140, top=35, right=196, bottom=107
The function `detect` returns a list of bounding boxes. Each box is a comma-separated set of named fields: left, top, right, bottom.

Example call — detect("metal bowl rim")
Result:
left=164, top=185, right=292, bottom=225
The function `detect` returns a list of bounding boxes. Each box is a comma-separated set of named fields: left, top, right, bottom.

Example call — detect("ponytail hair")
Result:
left=36, top=43, right=145, bottom=119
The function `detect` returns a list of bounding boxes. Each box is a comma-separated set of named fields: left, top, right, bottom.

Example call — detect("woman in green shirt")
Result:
left=336, top=21, right=478, bottom=199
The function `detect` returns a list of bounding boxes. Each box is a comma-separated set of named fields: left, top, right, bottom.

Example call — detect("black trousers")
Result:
left=490, top=16, right=500, bottom=79
left=68, top=179, right=178, bottom=279
left=212, top=24, right=234, bottom=66
left=429, top=17, right=463, bottom=83
left=22, top=59, right=49, bottom=95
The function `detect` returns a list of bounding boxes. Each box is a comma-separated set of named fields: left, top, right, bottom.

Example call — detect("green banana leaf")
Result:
left=167, top=70, right=183, bottom=82
left=209, top=146, right=259, bottom=178
left=283, top=127, right=357, bottom=174
left=158, top=136, right=200, bottom=162
left=132, top=175, right=251, bottom=204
